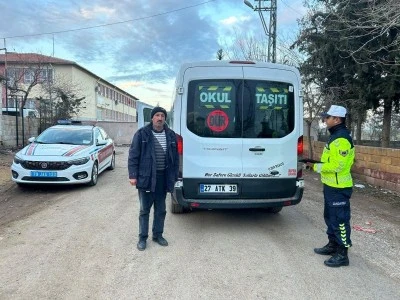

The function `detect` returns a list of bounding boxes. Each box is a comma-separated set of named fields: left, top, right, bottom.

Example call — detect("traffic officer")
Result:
left=306, top=105, right=355, bottom=267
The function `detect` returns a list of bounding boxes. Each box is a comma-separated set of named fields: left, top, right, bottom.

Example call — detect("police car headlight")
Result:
left=68, top=157, right=90, bottom=166
left=14, top=155, right=25, bottom=164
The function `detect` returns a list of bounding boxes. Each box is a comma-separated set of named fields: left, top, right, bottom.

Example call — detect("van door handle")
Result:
left=249, top=147, right=265, bottom=152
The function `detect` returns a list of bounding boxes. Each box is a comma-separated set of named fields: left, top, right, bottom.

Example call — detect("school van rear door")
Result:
left=181, top=65, right=244, bottom=194
left=239, top=65, right=301, bottom=198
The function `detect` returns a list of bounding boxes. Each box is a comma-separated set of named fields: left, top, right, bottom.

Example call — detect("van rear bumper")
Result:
left=172, top=181, right=304, bottom=210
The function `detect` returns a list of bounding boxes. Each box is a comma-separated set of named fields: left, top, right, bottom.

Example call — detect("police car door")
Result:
left=182, top=65, right=244, bottom=195
left=240, top=66, right=299, bottom=184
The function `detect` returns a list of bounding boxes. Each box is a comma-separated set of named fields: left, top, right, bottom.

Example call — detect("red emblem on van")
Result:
left=207, top=110, right=229, bottom=132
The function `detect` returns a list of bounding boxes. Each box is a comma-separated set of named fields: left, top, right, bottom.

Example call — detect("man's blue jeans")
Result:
left=138, top=173, right=167, bottom=241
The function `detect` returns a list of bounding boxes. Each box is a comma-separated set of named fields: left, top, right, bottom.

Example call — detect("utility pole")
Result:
left=1, top=41, right=8, bottom=111
left=244, top=0, right=277, bottom=63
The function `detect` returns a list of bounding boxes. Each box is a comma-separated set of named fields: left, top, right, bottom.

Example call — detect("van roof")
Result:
left=178, top=60, right=298, bottom=70
left=176, top=60, right=300, bottom=79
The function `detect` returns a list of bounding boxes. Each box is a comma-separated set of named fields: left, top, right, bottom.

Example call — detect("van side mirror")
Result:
left=28, top=137, right=36, bottom=143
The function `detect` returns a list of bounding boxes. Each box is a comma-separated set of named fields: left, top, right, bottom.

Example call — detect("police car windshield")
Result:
left=36, top=128, right=93, bottom=145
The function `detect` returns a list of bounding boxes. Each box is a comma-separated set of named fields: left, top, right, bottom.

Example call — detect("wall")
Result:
left=93, top=121, right=138, bottom=146
left=1, top=116, right=136, bottom=148
left=1, top=115, right=39, bottom=147
left=304, top=137, right=400, bottom=193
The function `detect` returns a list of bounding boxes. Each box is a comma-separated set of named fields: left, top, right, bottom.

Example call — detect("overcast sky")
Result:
left=0, top=0, right=306, bottom=108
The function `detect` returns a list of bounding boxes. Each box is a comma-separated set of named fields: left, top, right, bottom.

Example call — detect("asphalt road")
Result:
left=0, top=147, right=399, bottom=299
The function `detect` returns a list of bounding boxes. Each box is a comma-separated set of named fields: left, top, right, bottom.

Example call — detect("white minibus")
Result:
left=169, top=60, right=304, bottom=213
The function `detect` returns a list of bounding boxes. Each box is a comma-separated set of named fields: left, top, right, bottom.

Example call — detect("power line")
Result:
left=1, top=0, right=216, bottom=40
left=279, top=0, right=304, bottom=17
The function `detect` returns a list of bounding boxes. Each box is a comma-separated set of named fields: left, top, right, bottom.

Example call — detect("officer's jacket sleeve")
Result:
left=313, top=137, right=352, bottom=174
left=128, top=131, right=141, bottom=179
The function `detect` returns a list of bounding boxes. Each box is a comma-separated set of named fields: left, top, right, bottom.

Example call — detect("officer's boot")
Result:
left=314, top=240, right=338, bottom=255
left=324, top=246, right=349, bottom=267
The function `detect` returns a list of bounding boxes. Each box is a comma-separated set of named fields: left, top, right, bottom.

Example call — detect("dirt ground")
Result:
left=0, top=147, right=399, bottom=299
left=0, top=149, right=15, bottom=193
left=1, top=148, right=399, bottom=227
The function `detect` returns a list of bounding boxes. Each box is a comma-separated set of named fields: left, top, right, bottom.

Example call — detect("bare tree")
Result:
left=216, top=49, right=224, bottom=60
left=4, top=53, right=51, bottom=111
left=303, top=82, right=326, bottom=158
left=3, top=53, right=86, bottom=132
left=223, top=31, right=303, bottom=66
left=329, top=0, right=400, bottom=66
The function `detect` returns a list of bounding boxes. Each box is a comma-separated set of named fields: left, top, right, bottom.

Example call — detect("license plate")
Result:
left=199, top=184, right=237, bottom=194
left=30, top=171, right=57, bottom=177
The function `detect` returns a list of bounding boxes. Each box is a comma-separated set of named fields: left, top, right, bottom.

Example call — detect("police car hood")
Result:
left=19, top=143, right=90, bottom=158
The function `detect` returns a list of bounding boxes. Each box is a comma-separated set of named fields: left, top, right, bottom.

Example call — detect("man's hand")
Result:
left=129, top=179, right=137, bottom=186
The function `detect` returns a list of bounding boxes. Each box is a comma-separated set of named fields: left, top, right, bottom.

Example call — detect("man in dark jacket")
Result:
left=128, top=106, right=179, bottom=251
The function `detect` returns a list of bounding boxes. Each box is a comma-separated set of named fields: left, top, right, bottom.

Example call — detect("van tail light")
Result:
left=297, top=135, right=303, bottom=156
left=176, top=134, right=183, bottom=177
left=176, top=134, right=183, bottom=155
left=297, top=135, right=304, bottom=179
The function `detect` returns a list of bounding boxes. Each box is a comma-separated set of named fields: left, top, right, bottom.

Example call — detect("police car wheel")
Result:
left=88, top=162, right=99, bottom=186
left=107, top=153, right=115, bottom=170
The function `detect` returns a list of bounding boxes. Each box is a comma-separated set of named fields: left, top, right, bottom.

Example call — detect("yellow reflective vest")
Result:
left=313, top=124, right=355, bottom=188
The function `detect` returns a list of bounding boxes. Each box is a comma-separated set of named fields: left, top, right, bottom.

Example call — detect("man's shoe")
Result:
left=324, top=247, right=349, bottom=267
left=314, top=241, right=338, bottom=255
left=137, top=240, right=146, bottom=251
left=152, top=236, right=168, bottom=246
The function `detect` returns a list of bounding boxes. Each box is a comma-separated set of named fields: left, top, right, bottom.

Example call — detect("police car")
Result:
left=11, top=121, right=115, bottom=186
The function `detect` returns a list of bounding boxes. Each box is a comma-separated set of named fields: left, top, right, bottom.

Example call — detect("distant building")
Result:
left=0, top=52, right=138, bottom=122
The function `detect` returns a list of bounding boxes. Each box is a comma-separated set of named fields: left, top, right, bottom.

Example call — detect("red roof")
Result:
left=0, top=53, right=75, bottom=65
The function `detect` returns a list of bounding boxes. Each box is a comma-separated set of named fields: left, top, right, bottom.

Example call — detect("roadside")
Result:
left=0, top=147, right=400, bottom=290
left=0, top=148, right=399, bottom=227
left=0, top=149, right=15, bottom=194
left=0, top=147, right=399, bottom=281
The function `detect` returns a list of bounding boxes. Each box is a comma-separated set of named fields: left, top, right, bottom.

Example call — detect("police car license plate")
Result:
left=200, top=184, right=237, bottom=194
left=31, top=171, right=57, bottom=177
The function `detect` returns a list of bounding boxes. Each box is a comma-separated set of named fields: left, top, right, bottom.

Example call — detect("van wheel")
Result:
left=171, top=201, right=185, bottom=214
left=170, top=194, right=187, bottom=214
left=267, top=206, right=283, bottom=213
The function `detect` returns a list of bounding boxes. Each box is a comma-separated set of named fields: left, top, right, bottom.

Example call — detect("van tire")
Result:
left=170, top=194, right=187, bottom=214
left=267, top=206, right=283, bottom=213
left=171, top=201, right=185, bottom=214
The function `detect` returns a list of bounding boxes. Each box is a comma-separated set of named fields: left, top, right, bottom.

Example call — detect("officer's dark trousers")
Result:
left=323, top=184, right=352, bottom=248
left=138, top=173, right=167, bottom=240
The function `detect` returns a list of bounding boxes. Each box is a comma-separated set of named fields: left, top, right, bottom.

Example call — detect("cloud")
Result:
left=0, top=0, right=305, bottom=104
left=118, top=81, right=145, bottom=89
left=220, top=15, right=251, bottom=26
left=79, top=6, right=116, bottom=19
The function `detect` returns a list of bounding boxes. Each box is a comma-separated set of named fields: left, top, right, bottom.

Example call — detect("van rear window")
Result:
left=187, top=79, right=295, bottom=138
